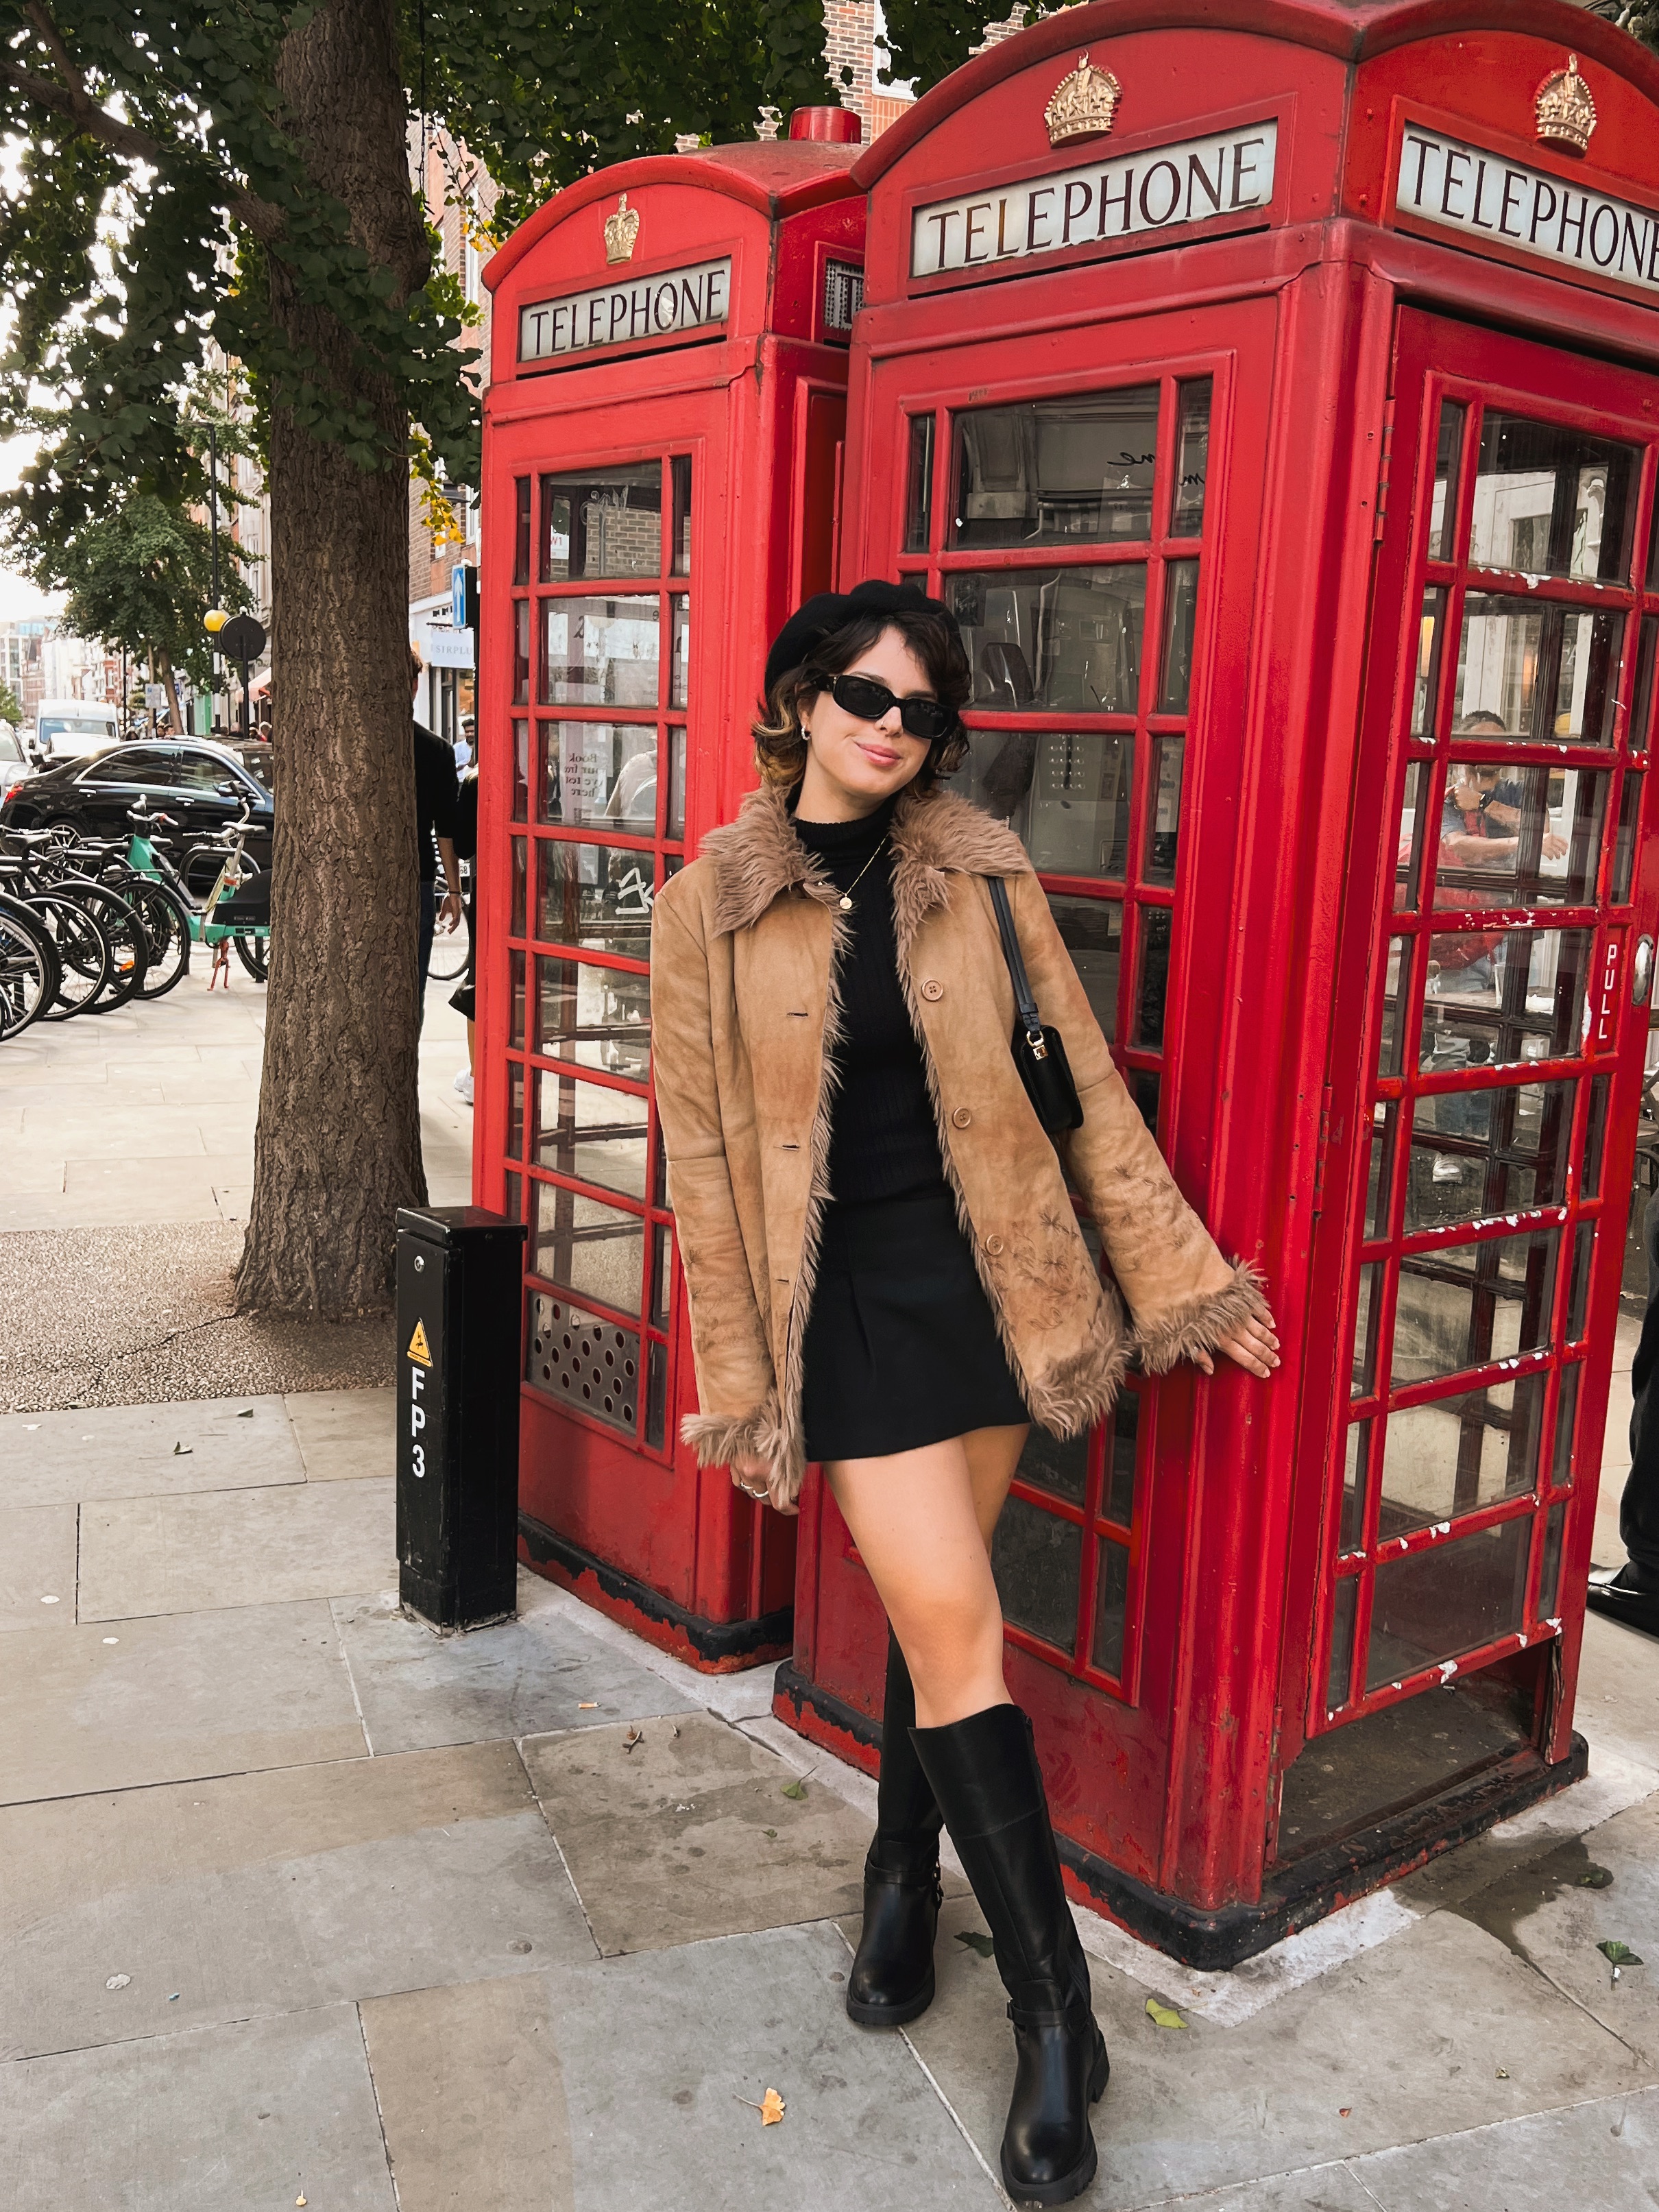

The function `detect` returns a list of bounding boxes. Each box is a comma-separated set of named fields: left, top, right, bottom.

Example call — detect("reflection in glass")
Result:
left=1391, top=1227, right=1558, bottom=1391
left=530, top=1179, right=644, bottom=1315
left=535, top=1070, right=649, bottom=1199
left=666, top=726, right=686, bottom=841
left=1327, top=1576, right=1358, bottom=1711
left=1105, top=1388, right=1139, bottom=1528
left=513, top=477, right=531, bottom=586
left=1468, top=412, right=1638, bottom=583
left=513, top=599, right=530, bottom=704
left=536, top=954, right=651, bottom=1079
left=1129, top=1067, right=1160, bottom=1135
left=1634, top=616, right=1658, bottom=752
left=1048, top=895, right=1121, bottom=1039
left=540, top=596, right=659, bottom=707
left=1017, top=1425, right=1089, bottom=1506
left=1540, top=1499, right=1566, bottom=1618
left=512, top=719, right=530, bottom=823
left=672, top=598, right=688, bottom=708
left=1091, top=1538, right=1130, bottom=1679
left=1421, top=926, right=1592, bottom=1068
left=1566, top=1221, right=1595, bottom=1341
left=1429, top=402, right=1466, bottom=562
left=952, top=385, right=1160, bottom=547
left=541, top=723, right=657, bottom=830
left=1366, top=1102, right=1396, bottom=1239
left=1395, top=761, right=1432, bottom=911
left=1613, top=773, right=1643, bottom=904
left=646, top=1340, right=668, bottom=1447
left=1133, top=904, right=1171, bottom=1048
left=1364, top=1513, right=1531, bottom=1690
left=509, top=948, right=525, bottom=1050
left=670, top=455, right=692, bottom=576
left=1146, top=737, right=1184, bottom=884
left=1551, top=1362, right=1580, bottom=1487
left=1379, top=1373, right=1545, bottom=1537
left=651, top=1223, right=672, bottom=1330
left=1405, top=1078, right=1575, bottom=1233
left=992, top=1495, right=1081, bottom=1654
left=540, top=464, right=662, bottom=581
left=1453, top=597, right=1619, bottom=745
left=505, top=1171, right=522, bottom=1226
left=956, top=726, right=1133, bottom=878
left=1413, top=588, right=1445, bottom=734
left=1353, top=1260, right=1383, bottom=1397
left=950, top=567, right=1145, bottom=714
left=1341, top=1421, right=1370, bottom=1552
left=1159, top=560, right=1199, bottom=713
left=1582, top=1075, right=1610, bottom=1198
left=1379, top=935, right=1412, bottom=1075
left=1434, top=762, right=1606, bottom=909
left=511, top=839, right=526, bottom=938
left=1171, top=380, right=1211, bottom=535
left=538, top=839, right=655, bottom=960
left=906, top=413, right=935, bottom=553
left=507, top=1062, right=524, bottom=1158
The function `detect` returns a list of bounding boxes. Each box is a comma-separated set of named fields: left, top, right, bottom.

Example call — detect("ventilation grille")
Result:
left=526, top=1293, right=639, bottom=1434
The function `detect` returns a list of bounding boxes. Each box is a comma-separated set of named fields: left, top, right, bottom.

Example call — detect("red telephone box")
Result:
left=475, top=130, right=865, bottom=1668
left=777, top=0, right=1659, bottom=1962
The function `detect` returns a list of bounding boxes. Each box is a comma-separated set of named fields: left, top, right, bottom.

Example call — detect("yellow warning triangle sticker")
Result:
left=407, top=1317, right=433, bottom=1367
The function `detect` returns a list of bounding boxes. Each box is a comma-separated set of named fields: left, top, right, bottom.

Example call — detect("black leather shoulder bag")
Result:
left=987, top=875, right=1084, bottom=1135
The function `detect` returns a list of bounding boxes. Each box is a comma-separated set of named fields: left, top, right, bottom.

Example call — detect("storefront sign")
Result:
left=520, top=256, right=731, bottom=363
left=910, top=119, right=1277, bottom=280
left=1396, top=125, right=1659, bottom=298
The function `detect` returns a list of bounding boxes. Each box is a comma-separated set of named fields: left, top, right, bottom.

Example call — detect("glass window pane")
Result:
left=1327, top=1576, right=1358, bottom=1713
left=951, top=385, right=1160, bottom=549
left=1468, top=412, right=1638, bottom=583
left=1566, top=1221, right=1595, bottom=1341
left=541, top=723, right=657, bottom=831
left=667, top=726, right=686, bottom=841
left=1366, top=1102, right=1396, bottom=1240
left=905, top=413, right=935, bottom=553
left=511, top=839, right=526, bottom=939
left=1340, top=1421, right=1370, bottom=1552
left=1106, top=1386, right=1138, bottom=1528
left=1453, top=597, right=1620, bottom=745
left=526, top=1290, right=640, bottom=1434
left=540, top=464, right=662, bottom=582
left=1379, top=936, right=1413, bottom=1077
left=1539, top=1498, right=1566, bottom=1618
left=1353, top=1260, right=1383, bottom=1398
left=1633, top=615, right=1658, bottom=752
left=1379, top=1373, right=1545, bottom=1539
left=505, top=1170, right=522, bottom=1225
left=1091, top=1537, right=1130, bottom=1679
left=529, top=1181, right=644, bottom=1315
left=672, top=599, right=688, bottom=708
left=1170, top=379, right=1211, bottom=536
left=1435, top=763, right=1607, bottom=909
left=509, top=948, right=525, bottom=1050
left=1364, top=1513, right=1531, bottom=1691
left=954, top=728, right=1133, bottom=880
left=1413, top=588, right=1446, bottom=735
left=992, top=1494, right=1081, bottom=1655
left=1016, top=1425, right=1089, bottom=1506
left=540, top=597, right=659, bottom=707
left=513, top=599, right=530, bottom=704
left=1391, top=1228, right=1558, bottom=1391
left=1650, top=498, right=1659, bottom=590
left=1612, top=773, right=1643, bottom=904
left=535, top=1070, right=649, bottom=1201
left=1551, top=1362, right=1580, bottom=1488
left=507, top=1061, right=524, bottom=1159
left=537, top=954, right=650, bottom=1079
left=1133, top=905, right=1171, bottom=1049
left=950, top=567, right=1146, bottom=715
left=1429, top=401, right=1466, bottom=562
left=1129, top=1067, right=1160, bottom=1135
left=1395, top=760, right=1432, bottom=911
left=670, top=455, right=692, bottom=577
left=1144, top=736, right=1184, bottom=885
left=513, top=477, right=531, bottom=586
left=537, top=840, right=655, bottom=960
left=511, top=719, right=529, bottom=823
left=1422, top=926, right=1592, bottom=1068
left=1406, top=1078, right=1576, bottom=1233
left=646, top=1338, right=668, bottom=1448
left=1158, top=561, right=1199, bottom=714
left=1582, top=1075, right=1610, bottom=1198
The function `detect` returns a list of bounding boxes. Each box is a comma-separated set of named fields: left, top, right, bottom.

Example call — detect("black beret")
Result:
left=763, top=577, right=960, bottom=698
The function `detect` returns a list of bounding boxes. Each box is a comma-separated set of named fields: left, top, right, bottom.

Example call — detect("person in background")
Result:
left=1588, top=1192, right=1659, bottom=1637
left=455, top=712, right=475, bottom=772
left=410, top=642, right=462, bottom=1020
left=449, top=752, right=478, bottom=1105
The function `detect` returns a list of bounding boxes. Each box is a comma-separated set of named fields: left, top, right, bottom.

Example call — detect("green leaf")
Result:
left=1578, top=1866, right=1614, bottom=1890
left=955, top=1930, right=995, bottom=1959
left=1145, top=1997, right=1188, bottom=2030
left=779, top=1779, right=806, bottom=1801
left=1597, top=1940, right=1645, bottom=1967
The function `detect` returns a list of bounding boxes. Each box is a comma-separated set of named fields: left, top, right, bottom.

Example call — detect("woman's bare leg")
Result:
left=825, top=1423, right=1029, bottom=1729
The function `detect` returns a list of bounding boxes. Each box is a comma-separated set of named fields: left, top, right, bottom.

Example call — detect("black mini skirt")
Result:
left=800, top=1186, right=1030, bottom=1464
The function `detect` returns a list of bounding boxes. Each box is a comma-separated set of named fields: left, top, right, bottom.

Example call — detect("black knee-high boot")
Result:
left=845, top=1631, right=945, bottom=2026
left=911, top=1703, right=1108, bottom=2207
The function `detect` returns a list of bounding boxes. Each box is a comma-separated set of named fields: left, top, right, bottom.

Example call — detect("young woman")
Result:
left=651, top=579, right=1277, bottom=2207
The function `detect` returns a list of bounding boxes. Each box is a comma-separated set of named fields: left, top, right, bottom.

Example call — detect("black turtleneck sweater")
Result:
left=792, top=798, right=949, bottom=1208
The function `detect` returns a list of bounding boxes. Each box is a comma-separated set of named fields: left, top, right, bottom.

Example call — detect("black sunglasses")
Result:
left=808, top=669, right=957, bottom=745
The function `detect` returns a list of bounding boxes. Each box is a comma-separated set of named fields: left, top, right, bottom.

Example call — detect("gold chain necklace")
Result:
left=834, top=836, right=888, bottom=913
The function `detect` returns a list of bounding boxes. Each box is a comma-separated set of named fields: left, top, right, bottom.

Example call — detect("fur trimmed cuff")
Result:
left=680, top=1394, right=797, bottom=1508
left=1135, top=1261, right=1271, bottom=1375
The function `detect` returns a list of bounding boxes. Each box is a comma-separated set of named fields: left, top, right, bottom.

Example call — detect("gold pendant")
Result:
left=838, top=894, right=853, bottom=911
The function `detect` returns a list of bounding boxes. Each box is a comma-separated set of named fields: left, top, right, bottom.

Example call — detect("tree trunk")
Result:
left=235, top=0, right=431, bottom=1317
left=155, top=647, right=184, bottom=737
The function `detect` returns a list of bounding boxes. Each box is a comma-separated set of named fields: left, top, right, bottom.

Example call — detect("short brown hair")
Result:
left=753, top=608, right=971, bottom=791
left=409, top=641, right=424, bottom=684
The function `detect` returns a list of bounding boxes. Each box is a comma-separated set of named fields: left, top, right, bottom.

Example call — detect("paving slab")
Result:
left=522, top=1709, right=870, bottom=1956
left=516, top=1572, right=785, bottom=1728
left=1, top=2003, right=398, bottom=2212
left=540, top=1922, right=1000, bottom=2211
left=0, top=1393, right=301, bottom=1506
left=0, top=1156, right=65, bottom=1194
left=334, top=1591, right=699, bottom=1756
left=360, top=1974, right=576, bottom=2212
left=1348, top=2086, right=1659, bottom=2211
left=1, top=1740, right=593, bottom=2060
left=1577, top=1611, right=1659, bottom=1775
left=79, top=1474, right=394, bottom=1620
left=0, top=1598, right=365, bottom=1804
left=0, top=1504, right=77, bottom=1628
left=907, top=1890, right=1649, bottom=2209
left=1139, top=2169, right=1379, bottom=2212
left=286, top=1385, right=394, bottom=1480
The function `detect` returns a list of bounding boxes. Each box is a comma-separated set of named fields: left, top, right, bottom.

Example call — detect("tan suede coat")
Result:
left=651, top=778, right=1264, bottom=1508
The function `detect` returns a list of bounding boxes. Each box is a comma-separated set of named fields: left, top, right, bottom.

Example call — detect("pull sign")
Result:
left=822, top=259, right=864, bottom=339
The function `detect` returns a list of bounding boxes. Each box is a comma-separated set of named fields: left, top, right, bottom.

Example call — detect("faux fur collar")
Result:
left=703, top=778, right=1030, bottom=937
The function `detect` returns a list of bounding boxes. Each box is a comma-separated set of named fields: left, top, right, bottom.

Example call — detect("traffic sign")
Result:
left=217, top=613, right=266, bottom=662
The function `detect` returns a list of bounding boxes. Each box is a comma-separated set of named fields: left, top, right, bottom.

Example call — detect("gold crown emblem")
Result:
left=603, top=193, right=640, bottom=265
left=1535, top=54, right=1597, bottom=155
left=1043, top=52, right=1121, bottom=150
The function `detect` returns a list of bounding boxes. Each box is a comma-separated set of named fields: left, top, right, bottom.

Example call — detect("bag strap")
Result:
left=988, top=876, right=1044, bottom=1044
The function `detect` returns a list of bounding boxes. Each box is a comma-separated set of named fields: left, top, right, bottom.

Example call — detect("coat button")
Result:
left=952, top=1106, right=972, bottom=1128
left=921, top=978, right=945, bottom=1002
left=984, top=1234, right=1004, bottom=1257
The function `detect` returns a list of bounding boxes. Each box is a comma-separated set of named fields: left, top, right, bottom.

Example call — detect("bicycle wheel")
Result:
left=27, top=893, right=111, bottom=1018
left=427, top=903, right=470, bottom=983
left=0, top=895, right=60, bottom=1038
left=128, top=880, right=193, bottom=998
left=234, top=933, right=269, bottom=982
left=51, top=878, right=150, bottom=1011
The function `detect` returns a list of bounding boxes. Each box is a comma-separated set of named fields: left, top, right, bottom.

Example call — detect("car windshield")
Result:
left=40, top=717, right=116, bottom=741
left=233, top=747, right=274, bottom=790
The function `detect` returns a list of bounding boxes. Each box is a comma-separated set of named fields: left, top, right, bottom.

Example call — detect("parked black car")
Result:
left=0, top=737, right=274, bottom=897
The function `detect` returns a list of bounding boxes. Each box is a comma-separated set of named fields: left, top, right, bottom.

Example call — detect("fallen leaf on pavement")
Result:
left=578, top=1702, right=598, bottom=1709
left=1578, top=1866, right=1614, bottom=1889
left=780, top=1779, right=806, bottom=1801
left=1496, top=2068, right=1510, bottom=2079
left=956, top=1930, right=995, bottom=1958
left=760, top=2088, right=786, bottom=2126
left=763, top=1827, right=777, bottom=1839
left=1145, top=1998, right=1187, bottom=2030
left=172, top=1443, right=192, bottom=1456
left=237, top=1408, right=254, bottom=1418
left=1598, top=1940, right=1644, bottom=1967
left=1339, top=2107, right=1352, bottom=2119
left=623, top=1727, right=643, bottom=1752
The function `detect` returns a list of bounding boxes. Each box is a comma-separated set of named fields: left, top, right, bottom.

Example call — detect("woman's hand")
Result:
left=732, top=1453, right=799, bottom=1516
left=1193, top=1308, right=1281, bottom=1380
